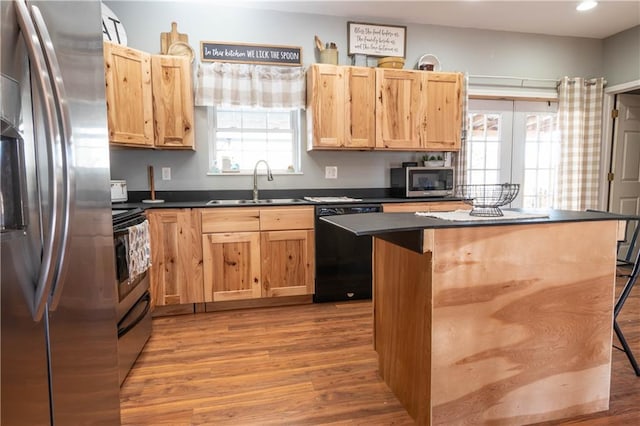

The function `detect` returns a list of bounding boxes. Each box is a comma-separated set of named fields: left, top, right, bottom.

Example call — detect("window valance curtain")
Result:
left=195, top=62, right=306, bottom=109
left=554, top=76, right=605, bottom=210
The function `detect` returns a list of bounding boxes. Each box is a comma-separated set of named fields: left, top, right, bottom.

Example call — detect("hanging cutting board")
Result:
left=160, top=22, right=188, bottom=54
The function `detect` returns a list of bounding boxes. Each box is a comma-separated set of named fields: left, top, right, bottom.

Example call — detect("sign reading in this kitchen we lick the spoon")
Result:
left=200, top=41, right=302, bottom=66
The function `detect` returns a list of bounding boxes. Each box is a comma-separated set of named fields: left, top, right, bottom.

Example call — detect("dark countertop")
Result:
left=112, top=196, right=466, bottom=210
left=319, top=209, right=628, bottom=236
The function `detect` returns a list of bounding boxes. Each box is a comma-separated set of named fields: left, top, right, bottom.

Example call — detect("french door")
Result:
left=466, top=99, right=559, bottom=208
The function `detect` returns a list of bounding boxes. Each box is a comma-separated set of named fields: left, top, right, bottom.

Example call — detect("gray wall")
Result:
left=106, top=1, right=608, bottom=191
left=603, top=25, right=640, bottom=87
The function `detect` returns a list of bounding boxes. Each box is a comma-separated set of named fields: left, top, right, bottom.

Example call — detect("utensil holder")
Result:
left=319, top=48, right=338, bottom=65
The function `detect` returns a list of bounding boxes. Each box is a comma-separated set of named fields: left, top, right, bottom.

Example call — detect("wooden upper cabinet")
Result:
left=345, top=67, right=376, bottom=148
left=151, top=55, right=195, bottom=150
left=104, top=42, right=195, bottom=150
left=307, top=64, right=375, bottom=150
left=424, top=72, right=463, bottom=151
left=306, top=65, right=463, bottom=152
left=104, top=41, right=154, bottom=148
left=307, top=64, right=344, bottom=149
left=375, top=69, right=427, bottom=150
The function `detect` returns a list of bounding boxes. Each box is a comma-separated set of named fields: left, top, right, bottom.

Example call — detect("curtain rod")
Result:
left=468, top=75, right=559, bottom=89
left=469, top=75, right=607, bottom=88
left=469, top=74, right=559, bottom=83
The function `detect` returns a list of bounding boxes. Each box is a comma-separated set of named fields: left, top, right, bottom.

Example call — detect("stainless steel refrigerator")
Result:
left=1, top=0, right=121, bottom=424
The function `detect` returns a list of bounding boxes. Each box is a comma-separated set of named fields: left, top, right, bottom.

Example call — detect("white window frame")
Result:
left=206, top=107, right=302, bottom=175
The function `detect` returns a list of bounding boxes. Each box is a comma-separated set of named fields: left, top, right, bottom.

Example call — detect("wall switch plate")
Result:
left=161, top=167, right=171, bottom=180
left=325, top=166, right=338, bottom=179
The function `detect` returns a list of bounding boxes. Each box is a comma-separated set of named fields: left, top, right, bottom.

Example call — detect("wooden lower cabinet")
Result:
left=202, top=232, right=262, bottom=302
left=147, top=209, right=203, bottom=307
left=200, top=206, right=315, bottom=303
left=261, top=229, right=314, bottom=297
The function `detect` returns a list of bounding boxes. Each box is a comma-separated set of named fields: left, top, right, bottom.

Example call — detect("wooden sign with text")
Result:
left=347, top=21, right=406, bottom=58
left=200, top=41, right=302, bottom=66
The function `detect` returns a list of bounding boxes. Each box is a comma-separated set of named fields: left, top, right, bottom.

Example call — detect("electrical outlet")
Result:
left=161, top=167, right=171, bottom=180
left=325, top=166, right=338, bottom=179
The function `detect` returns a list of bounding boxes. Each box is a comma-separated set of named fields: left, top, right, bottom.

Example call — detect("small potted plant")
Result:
left=422, top=153, right=445, bottom=167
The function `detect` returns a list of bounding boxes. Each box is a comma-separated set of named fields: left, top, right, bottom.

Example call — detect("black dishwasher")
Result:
left=314, top=204, right=382, bottom=302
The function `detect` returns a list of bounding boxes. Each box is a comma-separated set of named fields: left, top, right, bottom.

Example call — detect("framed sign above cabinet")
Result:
left=347, top=21, right=406, bottom=58
left=201, top=41, right=302, bottom=66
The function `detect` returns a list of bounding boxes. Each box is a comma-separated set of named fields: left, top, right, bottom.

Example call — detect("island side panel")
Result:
left=430, top=221, right=617, bottom=425
left=373, top=237, right=433, bottom=425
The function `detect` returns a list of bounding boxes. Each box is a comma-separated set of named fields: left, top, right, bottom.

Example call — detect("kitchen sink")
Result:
left=206, top=198, right=305, bottom=205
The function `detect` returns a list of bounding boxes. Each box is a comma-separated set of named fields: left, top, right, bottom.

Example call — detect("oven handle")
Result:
left=113, top=215, right=147, bottom=233
left=117, top=292, right=151, bottom=338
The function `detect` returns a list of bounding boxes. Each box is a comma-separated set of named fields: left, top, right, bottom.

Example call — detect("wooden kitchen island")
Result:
left=321, top=209, right=625, bottom=425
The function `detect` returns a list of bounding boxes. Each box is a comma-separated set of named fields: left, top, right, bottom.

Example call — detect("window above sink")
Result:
left=207, top=107, right=302, bottom=175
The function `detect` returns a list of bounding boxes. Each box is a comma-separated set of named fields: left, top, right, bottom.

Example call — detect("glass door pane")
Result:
left=512, top=101, right=559, bottom=209
left=467, top=99, right=558, bottom=209
left=466, top=99, right=513, bottom=186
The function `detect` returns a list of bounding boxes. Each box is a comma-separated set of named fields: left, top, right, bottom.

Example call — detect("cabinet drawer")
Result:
left=426, top=201, right=469, bottom=212
left=383, top=201, right=469, bottom=213
left=260, top=207, right=314, bottom=231
left=201, top=208, right=260, bottom=233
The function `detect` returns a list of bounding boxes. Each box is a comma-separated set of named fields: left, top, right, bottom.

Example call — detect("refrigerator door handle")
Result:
left=30, top=4, right=75, bottom=311
left=14, top=0, right=65, bottom=321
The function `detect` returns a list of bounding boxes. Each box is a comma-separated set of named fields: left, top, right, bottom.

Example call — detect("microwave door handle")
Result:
left=14, top=0, right=65, bottom=321
left=30, top=4, right=75, bottom=312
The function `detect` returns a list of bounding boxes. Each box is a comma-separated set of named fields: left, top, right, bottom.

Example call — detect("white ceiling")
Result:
left=228, top=0, right=640, bottom=39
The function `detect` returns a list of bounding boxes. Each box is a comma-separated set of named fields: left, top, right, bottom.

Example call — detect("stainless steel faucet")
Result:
left=252, top=160, right=273, bottom=202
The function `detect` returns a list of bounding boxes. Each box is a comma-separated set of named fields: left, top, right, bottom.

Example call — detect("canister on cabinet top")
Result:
left=319, top=48, right=338, bottom=65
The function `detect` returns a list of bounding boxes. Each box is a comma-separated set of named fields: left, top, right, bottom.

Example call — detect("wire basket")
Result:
left=455, top=183, right=520, bottom=217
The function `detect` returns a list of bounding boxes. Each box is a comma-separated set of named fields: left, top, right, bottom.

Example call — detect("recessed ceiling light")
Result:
left=577, top=1, right=598, bottom=11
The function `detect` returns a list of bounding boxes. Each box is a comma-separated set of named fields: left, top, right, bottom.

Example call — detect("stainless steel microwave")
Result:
left=390, top=167, right=455, bottom=197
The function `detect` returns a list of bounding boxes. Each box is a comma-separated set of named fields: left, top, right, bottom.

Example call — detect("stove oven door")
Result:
left=116, top=284, right=151, bottom=385
left=113, top=214, right=150, bottom=318
left=112, top=211, right=152, bottom=384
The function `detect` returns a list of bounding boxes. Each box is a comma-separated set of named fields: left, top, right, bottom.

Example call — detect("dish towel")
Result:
left=415, top=209, right=549, bottom=221
left=128, top=219, right=151, bottom=281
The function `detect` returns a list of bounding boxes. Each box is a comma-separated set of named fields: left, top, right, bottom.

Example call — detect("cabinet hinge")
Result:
left=608, top=172, right=615, bottom=182
left=611, top=109, right=619, bottom=119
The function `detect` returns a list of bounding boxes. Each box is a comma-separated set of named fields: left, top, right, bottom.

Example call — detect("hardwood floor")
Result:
left=120, top=277, right=639, bottom=425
